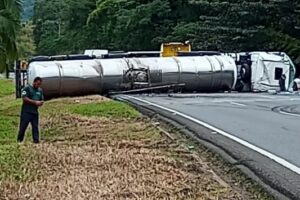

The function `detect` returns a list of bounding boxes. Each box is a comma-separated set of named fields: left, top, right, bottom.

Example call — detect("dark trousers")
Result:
left=17, top=112, right=39, bottom=143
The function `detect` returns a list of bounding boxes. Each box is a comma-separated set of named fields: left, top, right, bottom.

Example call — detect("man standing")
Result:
left=17, top=77, right=44, bottom=144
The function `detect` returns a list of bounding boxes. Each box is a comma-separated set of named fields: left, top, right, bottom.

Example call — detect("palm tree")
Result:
left=0, top=0, right=22, bottom=73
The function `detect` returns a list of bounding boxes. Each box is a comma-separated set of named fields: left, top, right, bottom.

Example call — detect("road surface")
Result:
left=116, top=93, right=300, bottom=199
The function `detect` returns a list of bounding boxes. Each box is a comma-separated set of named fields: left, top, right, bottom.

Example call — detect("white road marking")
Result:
left=258, top=95, right=277, bottom=99
left=122, top=95, right=300, bottom=175
left=230, top=102, right=247, bottom=107
left=279, top=110, right=300, bottom=118
left=212, top=99, right=289, bottom=103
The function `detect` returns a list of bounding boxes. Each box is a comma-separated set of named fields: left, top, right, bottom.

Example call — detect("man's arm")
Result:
left=23, top=97, right=40, bottom=106
left=21, top=87, right=42, bottom=106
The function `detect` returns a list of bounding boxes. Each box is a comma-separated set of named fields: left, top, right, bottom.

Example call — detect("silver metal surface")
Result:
left=28, top=60, right=103, bottom=98
left=28, top=56, right=237, bottom=98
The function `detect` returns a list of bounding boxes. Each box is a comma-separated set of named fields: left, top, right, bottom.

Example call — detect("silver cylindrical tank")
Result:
left=27, top=55, right=237, bottom=98
left=28, top=59, right=103, bottom=98
left=100, top=58, right=129, bottom=92
left=172, top=56, right=237, bottom=91
left=99, top=56, right=237, bottom=92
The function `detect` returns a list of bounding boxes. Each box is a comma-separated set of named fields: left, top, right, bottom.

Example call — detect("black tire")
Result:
left=235, top=80, right=244, bottom=92
left=240, top=64, right=251, bottom=83
left=293, top=82, right=298, bottom=91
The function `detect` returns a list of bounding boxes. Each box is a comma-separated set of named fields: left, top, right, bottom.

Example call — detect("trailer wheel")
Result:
left=235, top=80, right=244, bottom=92
left=293, top=82, right=298, bottom=91
left=240, top=64, right=251, bottom=83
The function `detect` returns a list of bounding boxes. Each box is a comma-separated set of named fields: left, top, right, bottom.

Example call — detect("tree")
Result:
left=32, top=0, right=300, bottom=74
left=33, top=0, right=96, bottom=55
left=17, top=21, right=36, bottom=59
left=0, top=0, right=22, bottom=72
left=87, top=0, right=172, bottom=50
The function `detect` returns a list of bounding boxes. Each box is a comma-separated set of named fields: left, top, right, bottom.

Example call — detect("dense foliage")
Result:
left=17, top=21, right=36, bottom=59
left=0, top=0, right=22, bottom=72
left=32, top=0, right=300, bottom=73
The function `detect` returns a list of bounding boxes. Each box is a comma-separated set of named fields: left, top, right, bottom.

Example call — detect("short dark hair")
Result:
left=34, top=77, right=42, bottom=82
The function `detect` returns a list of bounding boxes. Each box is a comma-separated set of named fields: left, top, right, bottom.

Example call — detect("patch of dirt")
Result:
left=0, top=96, right=250, bottom=200
left=49, top=95, right=109, bottom=105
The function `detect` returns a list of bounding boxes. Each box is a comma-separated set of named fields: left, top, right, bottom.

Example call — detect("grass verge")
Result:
left=0, top=79, right=25, bottom=182
left=0, top=79, right=274, bottom=199
left=0, top=79, right=15, bottom=98
left=71, top=101, right=140, bottom=119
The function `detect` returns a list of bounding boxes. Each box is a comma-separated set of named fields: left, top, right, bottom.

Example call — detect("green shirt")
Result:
left=21, top=85, right=44, bottom=114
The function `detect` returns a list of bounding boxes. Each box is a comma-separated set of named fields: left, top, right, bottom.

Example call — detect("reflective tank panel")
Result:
left=27, top=55, right=237, bottom=98
left=28, top=60, right=103, bottom=98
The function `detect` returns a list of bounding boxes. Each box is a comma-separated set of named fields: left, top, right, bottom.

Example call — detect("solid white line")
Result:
left=230, top=102, right=247, bottom=107
left=213, top=99, right=288, bottom=103
left=259, top=95, right=277, bottom=99
left=123, top=95, right=300, bottom=175
left=279, top=111, right=300, bottom=118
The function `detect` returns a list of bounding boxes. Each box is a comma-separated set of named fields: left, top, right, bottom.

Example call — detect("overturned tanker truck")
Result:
left=26, top=51, right=296, bottom=99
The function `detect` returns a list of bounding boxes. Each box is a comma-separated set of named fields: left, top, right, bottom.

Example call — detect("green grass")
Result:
left=0, top=78, right=21, bottom=116
left=0, top=145, right=24, bottom=181
left=71, top=101, right=140, bottom=119
left=0, top=79, right=141, bottom=181
left=0, top=79, right=25, bottom=181
left=0, top=79, right=15, bottom=97
left=0, top=116, right=19, bottom=141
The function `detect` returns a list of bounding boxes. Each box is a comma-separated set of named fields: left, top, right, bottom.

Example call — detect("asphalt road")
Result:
left=116, top=92, right=300, bottom=199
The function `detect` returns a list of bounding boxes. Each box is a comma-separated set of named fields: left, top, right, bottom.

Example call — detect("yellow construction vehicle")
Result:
left=160, top=42, right=191, bottom=57
left=21, top=60, right=28, bottom=70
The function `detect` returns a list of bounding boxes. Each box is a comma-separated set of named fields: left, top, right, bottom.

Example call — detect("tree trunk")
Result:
left=5, top=63, right=9, bottom=79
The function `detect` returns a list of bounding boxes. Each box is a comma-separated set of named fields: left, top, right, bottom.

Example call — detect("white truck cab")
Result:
left=228, top=52, right=296, bottom=92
